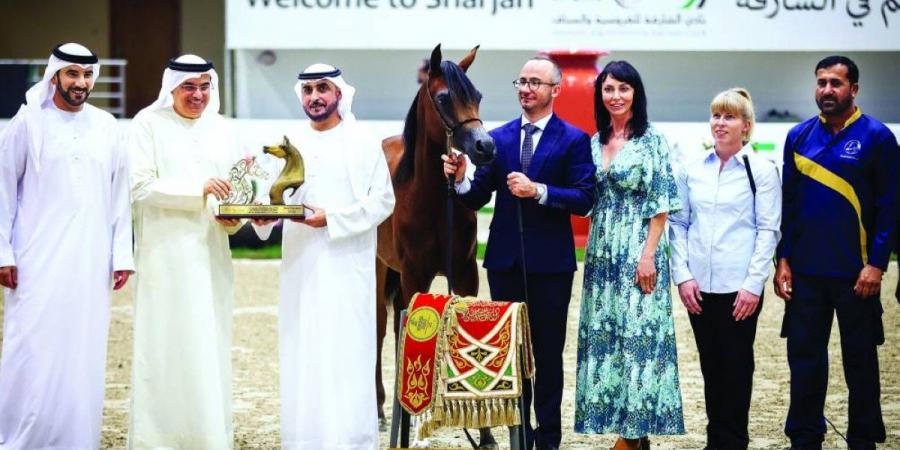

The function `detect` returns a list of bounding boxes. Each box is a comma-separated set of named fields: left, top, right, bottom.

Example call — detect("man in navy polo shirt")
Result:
left=775, top=55, right=898, bottom=450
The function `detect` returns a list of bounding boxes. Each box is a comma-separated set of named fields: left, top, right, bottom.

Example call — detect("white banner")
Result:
left=226, top=0, right=900, bottom=50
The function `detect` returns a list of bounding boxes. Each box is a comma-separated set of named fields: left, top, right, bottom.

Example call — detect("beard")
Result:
left=303, top=100, right=339, bottom=122
left=816, top=93, right=853, bottom=117
left=55, top=80, right=90, bottom=107
left=519, top=91, right=551, bottom=114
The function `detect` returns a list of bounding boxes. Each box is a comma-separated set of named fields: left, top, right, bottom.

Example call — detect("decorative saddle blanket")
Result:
left=397, top=293, right=534, bottom=437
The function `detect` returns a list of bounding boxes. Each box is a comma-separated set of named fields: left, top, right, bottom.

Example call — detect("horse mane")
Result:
left=393, top=61, right=482, bottom=186
left=394, top=93, right=420, bottom=185
left=440, top=60, right=482, bottom=105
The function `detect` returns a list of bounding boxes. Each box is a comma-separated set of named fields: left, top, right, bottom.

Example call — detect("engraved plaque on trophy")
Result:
left=217, top=136, right=306, bottom=219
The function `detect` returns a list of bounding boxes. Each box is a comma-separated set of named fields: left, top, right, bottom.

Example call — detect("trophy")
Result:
left=217, top=136, right=307, bottom=219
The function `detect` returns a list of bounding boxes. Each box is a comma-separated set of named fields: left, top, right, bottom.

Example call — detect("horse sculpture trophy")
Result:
left=218, top=135, right=307, bottom=219
left=377, top=44, right=504, bottom=448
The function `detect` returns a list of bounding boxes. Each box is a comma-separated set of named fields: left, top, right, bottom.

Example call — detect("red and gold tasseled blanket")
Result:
left=397, top=293, right=534, bottom=436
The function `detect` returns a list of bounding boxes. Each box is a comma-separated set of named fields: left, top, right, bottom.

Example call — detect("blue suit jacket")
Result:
left=460, top=114, right=595, bottom=273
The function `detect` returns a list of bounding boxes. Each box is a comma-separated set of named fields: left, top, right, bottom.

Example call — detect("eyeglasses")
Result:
left=512, top=78, right=558, bottom=90
left=180, top=83, right=211, bottom=94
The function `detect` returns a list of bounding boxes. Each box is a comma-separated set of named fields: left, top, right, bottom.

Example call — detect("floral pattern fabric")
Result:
left=574, top=126, right=685, bottom=438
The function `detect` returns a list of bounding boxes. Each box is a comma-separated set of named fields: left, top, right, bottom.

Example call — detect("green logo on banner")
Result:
left=681, top=0, right=705, bottom=9
left=615, top=0, right=705, bottom=9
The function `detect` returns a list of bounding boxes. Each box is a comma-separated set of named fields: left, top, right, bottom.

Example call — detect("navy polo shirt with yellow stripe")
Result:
left=777, top=108, right=898, bottom=279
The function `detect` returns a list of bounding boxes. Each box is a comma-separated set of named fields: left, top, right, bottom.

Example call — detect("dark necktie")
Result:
left=521, top=123, right=539, bottom=173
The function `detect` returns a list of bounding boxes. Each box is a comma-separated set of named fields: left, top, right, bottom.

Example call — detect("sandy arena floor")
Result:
left=2, top=260, right=898, bottom=449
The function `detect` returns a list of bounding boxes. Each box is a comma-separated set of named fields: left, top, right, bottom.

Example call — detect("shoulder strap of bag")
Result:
left=742, top=154, right=757, bottom=196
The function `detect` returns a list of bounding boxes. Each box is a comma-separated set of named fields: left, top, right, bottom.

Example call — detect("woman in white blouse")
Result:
left=668, top=88, right=782, bottom=450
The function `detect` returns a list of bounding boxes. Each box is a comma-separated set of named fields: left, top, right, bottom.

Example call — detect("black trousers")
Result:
left=487, top=267, right=573, bottom=450
left=688, top=291, right=762, bottom=450
left=782, top=274, right=885, bottom=450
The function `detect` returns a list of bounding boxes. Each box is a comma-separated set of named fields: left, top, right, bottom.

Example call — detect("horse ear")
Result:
left=283, top=135, right=290, bottom=146
left=458, top=45, right=479, bottom=73
left=429, top=44, right=442, bottom=77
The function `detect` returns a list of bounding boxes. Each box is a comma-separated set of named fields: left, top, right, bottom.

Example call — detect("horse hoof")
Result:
left=477, top=436, right=499, bottom=449
left=378, top=416, right=388, bottom=432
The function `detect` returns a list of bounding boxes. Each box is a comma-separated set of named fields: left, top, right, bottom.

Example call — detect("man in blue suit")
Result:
left=443, top=56, right=595, bottom=450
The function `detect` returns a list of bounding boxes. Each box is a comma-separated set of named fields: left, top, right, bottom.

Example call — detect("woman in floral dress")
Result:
left=574, top=60, right=685, bottom=450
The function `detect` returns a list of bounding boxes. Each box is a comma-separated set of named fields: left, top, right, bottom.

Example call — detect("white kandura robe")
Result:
left=128, top=108, right=242, bottom=450
left=255, top=121, right=394, bottom=450
left=0, top=103, right=134, bottom=450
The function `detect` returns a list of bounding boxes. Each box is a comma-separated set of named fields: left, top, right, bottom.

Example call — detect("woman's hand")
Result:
left=677, top=279, right=703, bottom=314
left=732, top=289, right=760, bottom=321
left=635, top=254, right=657, bottom=294
left=636, top=213, right=666, bottom=295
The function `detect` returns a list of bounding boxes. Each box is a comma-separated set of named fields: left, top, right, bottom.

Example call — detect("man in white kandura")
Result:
left=128, top=55, right=243, bottom=450
left=0, top=42, right=134, bottom=450
left=253, top=64, right=395, bottom=450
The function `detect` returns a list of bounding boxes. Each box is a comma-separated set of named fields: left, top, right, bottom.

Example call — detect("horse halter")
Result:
left=425, top=81, right=483, bottom=156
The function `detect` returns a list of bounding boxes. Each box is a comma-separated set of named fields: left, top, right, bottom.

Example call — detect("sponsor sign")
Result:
left=226, top=0, right=900, bottom=50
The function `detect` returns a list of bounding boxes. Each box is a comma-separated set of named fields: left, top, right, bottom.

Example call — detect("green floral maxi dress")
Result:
left=574, top=126, right=685, bottom=438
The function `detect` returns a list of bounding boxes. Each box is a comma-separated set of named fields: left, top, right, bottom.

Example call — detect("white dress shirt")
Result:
left=668, top=145, right=782, bottom=296
left=455, top=113, right=553, bottom=204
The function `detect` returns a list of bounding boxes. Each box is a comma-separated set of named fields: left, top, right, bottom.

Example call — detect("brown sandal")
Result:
left=611, top=437, right=642, bottom=450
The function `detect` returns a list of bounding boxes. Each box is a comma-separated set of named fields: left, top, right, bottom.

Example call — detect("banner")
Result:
left=226, top=0, right=900, bottom=50
left=397, top=293, right=456, bottom=416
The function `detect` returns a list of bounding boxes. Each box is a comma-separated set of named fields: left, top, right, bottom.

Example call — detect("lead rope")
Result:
left=424, top=78, right=481, bottom=449
left=446, top=129, right=455, bottom=297
left=445, top=131, right=482, bottom=449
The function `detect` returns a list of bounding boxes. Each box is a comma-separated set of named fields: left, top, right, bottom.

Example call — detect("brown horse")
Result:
left=375, top=44, right=496, bottom=429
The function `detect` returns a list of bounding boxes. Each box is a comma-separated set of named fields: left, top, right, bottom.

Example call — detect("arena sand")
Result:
left=2, top=260, right=895, bottom=449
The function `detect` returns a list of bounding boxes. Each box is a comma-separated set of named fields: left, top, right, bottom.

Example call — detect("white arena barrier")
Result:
left=1, top=119, right=897, bottom=174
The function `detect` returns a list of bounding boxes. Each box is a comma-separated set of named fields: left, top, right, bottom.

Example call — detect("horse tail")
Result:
left=394, top=95, right=419, bottom=185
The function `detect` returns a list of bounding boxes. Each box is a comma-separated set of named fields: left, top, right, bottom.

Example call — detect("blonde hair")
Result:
left=710, top=87, right=755, bottom=143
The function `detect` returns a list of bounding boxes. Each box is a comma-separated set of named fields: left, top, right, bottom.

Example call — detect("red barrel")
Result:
left=544, top=49, right=608, bottom=248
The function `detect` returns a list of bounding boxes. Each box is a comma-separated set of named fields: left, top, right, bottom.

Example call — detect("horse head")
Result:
left=263, top=136, right=305, bottom=205
left=421, top=44, right=495, bottom=166
left=263, top=136, right=291, bottom=159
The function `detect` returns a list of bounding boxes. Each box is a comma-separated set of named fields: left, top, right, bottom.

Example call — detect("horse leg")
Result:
left=375, top=259, right=389, bottom=430
left=386, top=269, right=403, bottom=336
left=451, top=254, right=480, bottom=298
left=399, top=265, right=436, bottom=318
left=376, top=263, right=403, bottom=427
